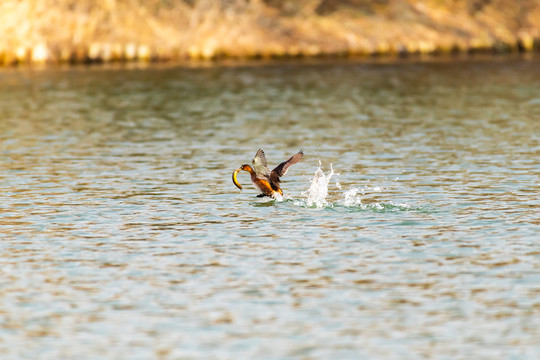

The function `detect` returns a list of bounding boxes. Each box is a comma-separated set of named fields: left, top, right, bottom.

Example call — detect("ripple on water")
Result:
left=1, top=59, right=540, bottom=359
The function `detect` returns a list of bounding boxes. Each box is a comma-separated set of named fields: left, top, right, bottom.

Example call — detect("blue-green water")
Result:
left=1, top=57, right=539, bottom=359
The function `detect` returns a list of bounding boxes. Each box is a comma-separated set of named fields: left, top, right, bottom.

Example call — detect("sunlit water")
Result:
left=1, top=57, right=539, bottom=359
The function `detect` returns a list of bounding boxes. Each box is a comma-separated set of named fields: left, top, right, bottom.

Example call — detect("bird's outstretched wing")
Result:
left=252, top=149, right=270, bottom=178
left=270, top=150, right=303, bottom=183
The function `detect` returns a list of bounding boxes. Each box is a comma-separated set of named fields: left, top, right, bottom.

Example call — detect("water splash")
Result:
left=341, top=188, right=362, bottom=207
left=303, top=162, right=335, bottom=208
left=291, top=163, right=418, bottom=212
left=252, top=192, right=283, bottom=205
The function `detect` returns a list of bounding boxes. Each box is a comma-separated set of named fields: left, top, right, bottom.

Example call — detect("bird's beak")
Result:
left=232, top=168, right=243, bottom=190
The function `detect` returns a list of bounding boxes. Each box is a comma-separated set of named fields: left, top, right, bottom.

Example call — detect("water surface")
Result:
left=1, top=57, right=539, bottom=359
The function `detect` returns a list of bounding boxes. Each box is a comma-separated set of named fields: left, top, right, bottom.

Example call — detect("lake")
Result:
left=1, top=56, right=539, bottom=359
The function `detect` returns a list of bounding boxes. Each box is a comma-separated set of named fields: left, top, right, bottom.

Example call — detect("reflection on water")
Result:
left=1, top=58, right=540, bottom=359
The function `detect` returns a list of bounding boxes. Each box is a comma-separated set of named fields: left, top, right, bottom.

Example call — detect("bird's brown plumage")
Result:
left=232, top=149, right=304, bottom=197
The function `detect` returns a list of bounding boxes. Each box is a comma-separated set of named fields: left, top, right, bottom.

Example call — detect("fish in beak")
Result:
left=232, top=169, right=243, bottom=190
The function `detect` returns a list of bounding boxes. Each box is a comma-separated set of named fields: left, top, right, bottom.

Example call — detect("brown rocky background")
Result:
left=1, top=0, right=539, bottom=65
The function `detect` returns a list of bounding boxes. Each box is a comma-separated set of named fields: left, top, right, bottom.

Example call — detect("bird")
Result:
left=232, top=149, right=304, bottom=198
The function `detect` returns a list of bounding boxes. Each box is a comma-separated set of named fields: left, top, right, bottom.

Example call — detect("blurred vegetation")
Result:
left=1, top=0, right=539, bottom=65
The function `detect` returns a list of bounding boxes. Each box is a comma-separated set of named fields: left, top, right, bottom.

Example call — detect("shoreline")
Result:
left=2, top=53, right=538, bottom=72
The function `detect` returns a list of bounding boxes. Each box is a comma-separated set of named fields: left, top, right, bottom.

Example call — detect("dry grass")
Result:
left=0, top=0, right=539, bottom=65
